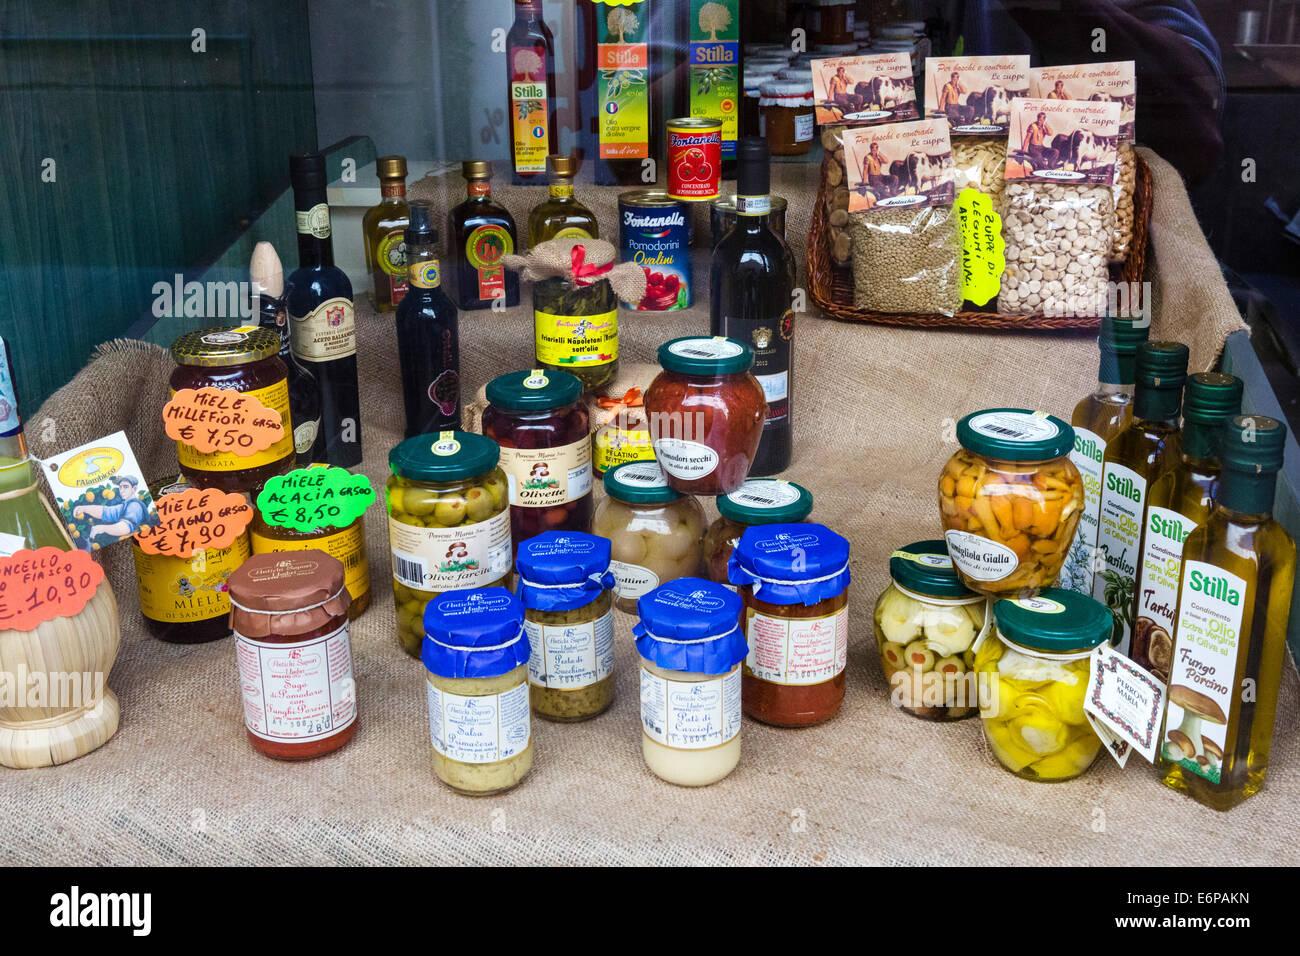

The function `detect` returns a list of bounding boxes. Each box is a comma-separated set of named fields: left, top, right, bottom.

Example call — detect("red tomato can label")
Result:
left=667, top=118, right=722, bottom=202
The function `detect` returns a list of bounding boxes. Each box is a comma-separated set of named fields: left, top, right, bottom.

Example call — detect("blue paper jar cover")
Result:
left=515, top=531, right=615, bottom=613
left=422, top=586, right=530, bottom=680
left=633, top=577, right=747, bottom=675
left=728, top=522, right=852, bottom=607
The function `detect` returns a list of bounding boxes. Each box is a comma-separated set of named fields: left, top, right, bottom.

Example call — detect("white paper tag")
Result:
left=0, top=531, right=26, bottom=556
left=39, top=430, right=159, bottom=552
left=1083, top=643, right=1166, bottom=764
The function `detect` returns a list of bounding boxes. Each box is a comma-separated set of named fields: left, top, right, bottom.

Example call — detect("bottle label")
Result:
left=251, top=523, right=370, bottom=605
left=235, top=623, right=357, bottom=744
left=593, top=426, right=654, bottom=473
left=387, top=509, right=511, bottom=592
left=172, top=380, right=295, bottom=472
left=427, top=679, right=531, bottom=764
left=735, top=194, right=771, bottom=216
left=289, top=295, right=357, bottom=362
left=1134, top=505, right=1198, bottom=680
left=466, top=225, right=513, bottom=302
left=687, top=0, right=740, bottom=159
left=410, top=260, right=441, bottom=289
left=944, top=529, right=1018, bottom=582
left=498, top=437, right=592, bottom=509
left=534, top=309, right=618, bottom=369
left=1093, top=461, right=1146, bottom=654
left=294, top=418, right=320, bottom=456
left=795, top=112, right=814, bottom=142
left=745, top=605, right=848, bottom=685
left=652, top=438, right=719, bottom=481
left=608, top=560, right=659, bottom=600
left=1164, top=561, right=1247, bottom=783
left=597, top=0, right=651, bottom=159
left=132, top=534, right=249, bottom=624
left=379, top=181, right=406, bottom=199
left=525, top=607, right=615, bottom=689
left=509, top=42, right=551, bottom=174
left=551, top=226, right=594, bottom=240
left=640, top=666, right=742, bottom=750
left=1062, top=425, right=1106, bottom=595
left=376, top=229, right=407, bottom=278
left=549, top=182, right=575, bottom=199
left=723, top=312, right=794, bottom=426
left=296, top=203, right=331, bottom=239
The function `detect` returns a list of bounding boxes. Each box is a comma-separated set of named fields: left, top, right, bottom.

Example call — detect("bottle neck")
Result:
left=1093, top=381, right=1133, bottom=402
left=515, top=0, right=543, bottom=22
left=735, top=194, right=772, bottom=231
left=379, top=178, right=407, bottom=200
left=406, top=241, right=441, bottom=289
left=1098, top=347, right=1136, bottom=387
left=1219, top=467, right=1278, bottom=517
left=259, top=296, right=292, bottom=357
left=1133, top=384, right=1180, bottom=425
left=293, top=186, right=336, bottom=268
left=549, top=180, right=574, bottom=201
left=467, top=180, right=491, bottom=201
left=1181, top=419, right=1221, bottom=464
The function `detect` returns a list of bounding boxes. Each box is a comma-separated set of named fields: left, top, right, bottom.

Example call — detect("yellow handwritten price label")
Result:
left=957, top=187, right=1005, bottom=307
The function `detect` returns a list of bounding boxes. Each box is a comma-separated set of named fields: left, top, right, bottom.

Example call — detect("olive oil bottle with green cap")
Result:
left=1062, top=316, right=1150, bottom=596
left=1158, top=414, right=1295, bottom=811
left=1094, top=340, right=1189, bottom=653
left=1132, top=372, right=1242, bottom=680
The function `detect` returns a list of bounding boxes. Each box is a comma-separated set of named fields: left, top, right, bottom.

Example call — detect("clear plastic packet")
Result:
left=820, top=126, right=854, bottom=266
left=952, top=136, right=1007, bottom=202
left=1111, top=142, right=1136, bottom=265
left=849, top=203, right=963, bottom=315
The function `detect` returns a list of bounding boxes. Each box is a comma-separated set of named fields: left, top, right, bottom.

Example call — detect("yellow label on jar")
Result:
left=250, top=521, right=370, bottom=602
left=174, top=379, right=294, bottom=472
left=535, top=309, right=618, bottom=369
left=593, top=427, right=654, bottom=473
left=132, top=533, right=250, bottom=623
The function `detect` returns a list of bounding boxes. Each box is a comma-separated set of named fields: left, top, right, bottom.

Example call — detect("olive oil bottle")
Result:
left=362, top=155, right=410, bottom=312
left=1158, top=415, right=1295, bottom=811
left=1131, top=373, right=1242, bottom=680
left=1062, top=316, right=1148, bottom=596
left=1094, top=340, right=1188, bottom=653
left=528, top=155, right=599, bottom=245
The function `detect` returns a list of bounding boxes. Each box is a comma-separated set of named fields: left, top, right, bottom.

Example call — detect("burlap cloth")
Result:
left=8, top=150, right=1284, bottom=867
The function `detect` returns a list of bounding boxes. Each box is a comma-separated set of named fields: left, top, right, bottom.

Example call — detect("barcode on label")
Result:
left=736, top=492, right=778, bottom=506
left=984, top=424, right=1030, bottom=438
left=344, top=552, right=362, bottom=570
left=393, top=551, right=426, bottom=587
left=678, top=347, right=715, bottom=358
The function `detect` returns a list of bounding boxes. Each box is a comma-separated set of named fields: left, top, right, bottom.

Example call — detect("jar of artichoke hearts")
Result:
left=516, top=530, right=617, bottom=721
left=422, top=587, right=533, bottom=796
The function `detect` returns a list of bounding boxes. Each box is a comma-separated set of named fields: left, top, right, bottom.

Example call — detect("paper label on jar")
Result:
left=526, top=608, right=614, bottom=689
left=427, top=678, right=531, bottom=764
left=1093, top=461, right=1146, bottom=654
left=1083, top=643, right=1164, bottom=764
left=498, top=437, right=592, bottom=509
left=289, top=296, right=356, bottom=362
left=1061, top=425, right=1106, bottom=596
left=534, top=309, right=618, bottom=369
left=235, top=623, right=357, bottom=744
left=593, top=427, right=654, bottom=474
left=652, top=438, right=719, bottom=481
left=794, top=112, right=814, bottom=142
left=134, top=534, right=248, bottom=624
left=1133, top=506, right=1198, bottom=679
left=944, top=529, right=1018, bottom=582
left=725, top=479, right=803, bottom=511
left=388, top=510, right=511, bottom=591
left=609, top=560, right=659, bottom=600
left=745, top=605, right=847, bottom=685
left=640, top=666, right=741, bottom=750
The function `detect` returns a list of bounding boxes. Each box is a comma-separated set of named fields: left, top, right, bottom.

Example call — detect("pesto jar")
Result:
left=534, top=275, right=618, bottom=393
left=516, top=531, right=617, bottom=721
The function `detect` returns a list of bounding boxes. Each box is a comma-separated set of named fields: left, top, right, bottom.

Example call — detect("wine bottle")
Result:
left=396, top=201, right=461, bottom=438
left=286, top=153, right=362, bottom=467
left=710, top=136, right=794, bottom=475
left=251, top=241, right=322, bottom=466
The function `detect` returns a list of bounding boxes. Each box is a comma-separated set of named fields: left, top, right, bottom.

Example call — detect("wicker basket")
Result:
left=807, top=151, right=1154, bottom=331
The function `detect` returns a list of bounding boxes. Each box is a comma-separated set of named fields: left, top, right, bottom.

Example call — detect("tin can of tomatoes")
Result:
left=667, top=117, right=723, bottom=202
left=618, top=190, right=691, bottom=311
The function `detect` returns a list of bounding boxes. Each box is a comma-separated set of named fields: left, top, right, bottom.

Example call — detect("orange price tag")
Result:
left=163, top=387, right=285, bottom=457
left=134, top=487, right=253, bottom=559
left=0, top=548, right=105, bottom=632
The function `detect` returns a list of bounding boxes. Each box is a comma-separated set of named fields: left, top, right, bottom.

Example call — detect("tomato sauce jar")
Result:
left=729, top=522, right=851, bottom=727
left=645, top=336, right=767, bottom=496
left=667, top=117, right=723, bottom=201
left=227, top=550, right=357, bottom=760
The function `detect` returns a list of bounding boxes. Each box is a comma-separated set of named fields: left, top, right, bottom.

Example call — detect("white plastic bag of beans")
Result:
left=999, top=182, right=1114, bottom=317
left=1111, top=142, right=1136, bottom=265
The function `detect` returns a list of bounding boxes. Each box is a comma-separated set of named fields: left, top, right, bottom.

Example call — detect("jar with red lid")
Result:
left=482, top=369, right=593, bottom=553
left=169, top=325, right=295, bottom=492
left=728, top=522, right=851, bottom=727
left=227, top=550, right=357, bottom=760
left=644, top=337, right=767, bottom=497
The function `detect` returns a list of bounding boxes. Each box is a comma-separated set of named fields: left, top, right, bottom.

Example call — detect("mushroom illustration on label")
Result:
left=1164, top=684, right=1227, bottom=779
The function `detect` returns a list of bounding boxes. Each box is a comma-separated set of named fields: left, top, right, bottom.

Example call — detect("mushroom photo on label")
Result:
left=1164, top=684, right=1228, bottom=773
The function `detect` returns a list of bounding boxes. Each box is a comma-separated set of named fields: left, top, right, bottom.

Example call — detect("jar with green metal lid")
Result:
left=593, top=460, right=706, bottom=613
left=386, top=430, right=511, bottom=657
left=975, top=588, right=1113, bottom=782
left=703, top=478, right=813, bottom=584
left=874, top=539, right=988, bottom=721
left=169, top=325, right=294, bottom=492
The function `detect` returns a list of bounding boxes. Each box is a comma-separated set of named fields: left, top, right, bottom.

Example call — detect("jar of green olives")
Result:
left=386, top=430, right=512, bottom=657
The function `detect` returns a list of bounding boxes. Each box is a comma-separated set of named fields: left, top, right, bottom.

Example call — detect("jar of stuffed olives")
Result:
left=422, top=587, right=533, bottom=796
left=516, top=530, right=617, bottom=721
left=594, top=460, right=706, bottom=614
left=873, top=540, right=987, bottom=721
left=386, top=430, right=512, bottom=657
left=976, top=589, right=1111, bottom=782
left=703, top=478, right=813, bottom=583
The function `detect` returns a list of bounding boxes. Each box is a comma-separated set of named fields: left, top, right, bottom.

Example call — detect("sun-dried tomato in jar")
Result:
left=644, top=336, right=767, bottom=497
left=482, top=369, right=593, bottom=555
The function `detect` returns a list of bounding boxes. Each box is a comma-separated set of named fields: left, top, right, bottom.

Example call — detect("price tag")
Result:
left=0, top=548, right=104, bottom=632
left=163, top=387, right=285, bottom=457
left=134, top=487, right=253, bottom=559
left=1084, top=643, right=1166, bottom=764
left=957, top=187, right=1005, bottom=307
left=256, top=466, right=375, bottom=533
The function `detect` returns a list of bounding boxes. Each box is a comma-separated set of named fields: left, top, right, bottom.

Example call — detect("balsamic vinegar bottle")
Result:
left=710, top=135, right=793, bottom=475
left=286, top=153, right=362, bottom=467
left=395, top=201, right=460, bottom=438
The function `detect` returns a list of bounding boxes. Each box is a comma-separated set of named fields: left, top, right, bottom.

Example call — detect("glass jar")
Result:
left=644, top=337, right=767, bottom=497
left=634, top=577, right=748, bottom=787
left=132, top=475, right=250, bottom=643
left=759, top=79, right=815, bottom=156
left=976, top=589, right=1111, bottom=782
left=422, top=586, right=533, bottom=796
left=483, top=369, right=594, bottom=549
left=743, top=63, right=785, bottom=138
left=811, top=0, right=855, bottom=45
left=873, top=539, right=987, bottom=720
left=168, top=325, right=295, bottom=492
left=516, top=530, right=616, bottom=721
left=250, top=509, right=371, bottom=620
left=533, top=274, right=619, bottom=394
left=704, top=478, right=813, bottom=584
left=594, top=460, right=706, bottom=613
left=938, top=409, right=1084, bottom=597
left=729, top=522, right=850, bottom=727
left=227, top=550, right=357, bottom=760
left=386, top=430, right=512, bottom=657
left=591, top=387, right=655, bottom=479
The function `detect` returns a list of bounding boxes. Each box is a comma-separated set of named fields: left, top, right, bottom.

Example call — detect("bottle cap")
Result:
left=956, top=408, right=1075, bottom=462
left=289, top=153, right=327, bottom=190
left=633, top=577, right=748, bottom=675
left=603, top=461, right=682, bottom=504
left=888, top=540, right=975, bottom=599
left=1221, top=414, right=1287, bottom=474
left=1098, top=315, right=1149, bottom=354
left=548, top=154, right=578, bottom=179
left=1183, top=372, right=1243, bottom=427
left=250, top=241, right=284, bottom=298
left=716, top=479, right=813, bottom=524
left=656, top=336, right=754, bottom=376
left=729, top=522, right=851, bottom=607
left=406, top=200, right=438, bottom=245
left=462, top=160, right=493, bottom=181
left=1135, top=341, right=1189, bottom=389
left=736, top=136, right=771, bottom=198
left=171, top=326, right=280, bottom=368
left=376, top=155, right=408, bottom=180
left=422, top=587, right=529, bottom=680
